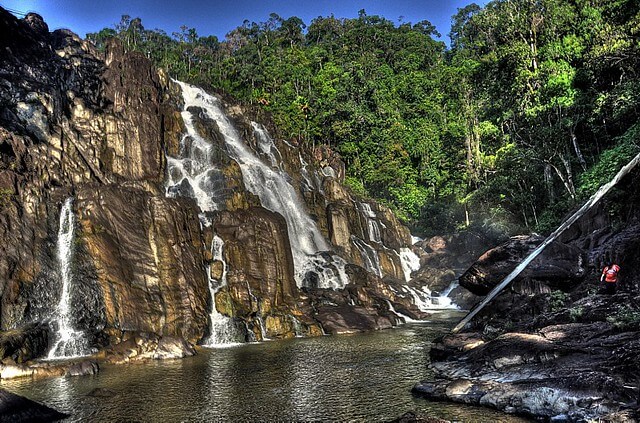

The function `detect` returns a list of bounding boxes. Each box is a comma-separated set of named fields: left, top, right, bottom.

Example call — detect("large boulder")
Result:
left=102, top=332, right=196, bottom=364
left=459, top=235, right=587, bottom=296
left=0, top=389, right=68, bottom=422
left=414, top=322, right=639, bottom=421
left=0, top=323, right=48, bottom=363
left=314, top=304, right=394, bottom=334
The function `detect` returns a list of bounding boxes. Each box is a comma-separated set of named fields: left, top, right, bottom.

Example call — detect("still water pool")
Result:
left=2, top=313, right=528, bottom=422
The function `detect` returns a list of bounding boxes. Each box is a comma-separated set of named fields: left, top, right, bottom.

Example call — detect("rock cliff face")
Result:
left=0, top=8, right=444, bottom=362
left=0, top=8, right=203, bottom=353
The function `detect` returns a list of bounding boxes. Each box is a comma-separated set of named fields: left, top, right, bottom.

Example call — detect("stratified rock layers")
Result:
left=0, top=8, right=428, bottom=359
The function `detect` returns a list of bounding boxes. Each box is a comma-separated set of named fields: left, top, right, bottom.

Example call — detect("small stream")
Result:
left=2, top=313, right=528, bottom=422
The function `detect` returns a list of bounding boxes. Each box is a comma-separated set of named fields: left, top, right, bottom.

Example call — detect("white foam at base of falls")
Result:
left=202, top=235, right=242, bottom=347
left=176, top=81, right=348, bottom=289
left=47, top=198, right=90, bottom=360
left=402, top=286, right=459, bottom=312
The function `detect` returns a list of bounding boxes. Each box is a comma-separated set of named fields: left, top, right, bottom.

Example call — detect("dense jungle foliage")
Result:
left=88, top=0, right=640, bottom=236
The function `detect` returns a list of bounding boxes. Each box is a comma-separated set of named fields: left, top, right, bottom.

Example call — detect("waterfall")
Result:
left=47, top=198, right=90, bottom=359
left=360, top=203, right=382, bottom=243
left=452, top=151, right=640, bottom=333
left=255, top=316, right=269, bottom=341
left=441, top=280, right=459, bottom=297
left=176, top=81, right=348, bottom=289
left=166, top=102, right=227, bottom=217
left=288, top=315, right=303, bottom=337
left=398, top=248, right=421, bottom=282
left=386, top=300, right=418, bottom=323
left=251, top=122, right=281, bottom=168
left=403, top=286, right=459, bottom=312
left=351, top=236, right=383, bottom=277
left=203, top=235, right=241, bottom=347
left=411, top=235, right=423, bottom=245
left=297, top=151, right=322, bottom=194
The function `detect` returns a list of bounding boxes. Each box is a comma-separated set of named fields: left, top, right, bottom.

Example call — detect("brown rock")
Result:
left=76, top=186, right=209, bottom=343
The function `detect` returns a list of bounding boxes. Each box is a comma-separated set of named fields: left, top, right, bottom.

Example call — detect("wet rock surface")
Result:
left=417, top=168, right=640, bottom=421
left=76, top=185, right=210, bottom=344
left=101, top=332, right=196, bottom=364
left=0, top=387, right=68, bottom=422
left=0, top=323, right=49, bottom=363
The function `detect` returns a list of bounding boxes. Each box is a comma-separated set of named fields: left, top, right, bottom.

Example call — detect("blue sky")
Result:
left=1, top=0, right=485, bottom=44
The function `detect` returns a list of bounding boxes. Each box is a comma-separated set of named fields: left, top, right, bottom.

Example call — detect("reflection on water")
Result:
left=2, top=314, right=529, bottom=422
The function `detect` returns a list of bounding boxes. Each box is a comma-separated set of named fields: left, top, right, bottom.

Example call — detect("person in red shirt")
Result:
left=601, top=262, right=621, bottom=294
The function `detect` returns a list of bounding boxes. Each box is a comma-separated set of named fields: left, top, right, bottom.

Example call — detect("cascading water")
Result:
left=176, top=81, right=348, bottom=289
left=395, top=245, right=459, bottom=312
left=441, top=280, right=459, bottom=297
left=398, top=248, right=421, bottom=282
left=297, top=151, right=322, bottom=194
left=351, top=236, right=383, bottom=277
left=360, top=203, right=382, bottom=243
left=251, top=122, right=282, bottom=169
left=165, top=83, right=240, bottom=345
left=166, top=100, right=227, bottom=217
left=255, top=316, right=269, bottom=341
left=203, top=235, right=241, bottom=346
left=386, top=300, right=419, bottom=323
left=401, top=286, right=457, bottom=312
left=47, top=198, right=90, bottom=359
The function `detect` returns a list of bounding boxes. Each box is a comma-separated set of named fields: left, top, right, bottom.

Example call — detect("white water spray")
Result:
left=441, top=280, right=459, bottom=297
left=398, top=248, right=421, bottom=282
left=47, top=198, right=89, bottom=359
left=203, top=235, right=241, bottom=347
left=176, top=81, right=348, bottom=289
left=402, top=285, right=459, bottom=312
left=351, top=236, right=383, bottom=277
left=166, top=101, right=226, bottom=215
left=251, top=122, right=282, bottom=168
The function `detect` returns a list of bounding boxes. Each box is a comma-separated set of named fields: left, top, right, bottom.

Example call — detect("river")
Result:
left=2, top=313, right=528, bottom=422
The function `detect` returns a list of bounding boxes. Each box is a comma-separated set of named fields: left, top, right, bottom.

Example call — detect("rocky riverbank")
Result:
left=413, top=166, right=640, bottom=422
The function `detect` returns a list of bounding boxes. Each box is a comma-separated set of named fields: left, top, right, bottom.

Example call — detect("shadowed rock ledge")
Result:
left=0, top=389, right=68, bottom=422
left=413, top=166, right=640, bottom=422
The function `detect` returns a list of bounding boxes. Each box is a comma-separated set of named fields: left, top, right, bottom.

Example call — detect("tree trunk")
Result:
left=549, top=161, right=575, bottom=199
left=571, top=130, right=587, bottom=171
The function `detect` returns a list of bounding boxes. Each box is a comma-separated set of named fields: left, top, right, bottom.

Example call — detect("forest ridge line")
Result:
left=86, top=1, right=640, bottom=238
